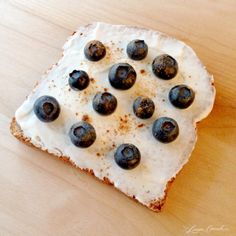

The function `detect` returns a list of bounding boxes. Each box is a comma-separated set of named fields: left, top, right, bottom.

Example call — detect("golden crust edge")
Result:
left=10, top=117, right=175, bottom=212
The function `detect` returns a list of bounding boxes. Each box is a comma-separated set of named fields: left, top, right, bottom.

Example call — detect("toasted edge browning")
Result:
left=10, top=117, right=175, bottom=212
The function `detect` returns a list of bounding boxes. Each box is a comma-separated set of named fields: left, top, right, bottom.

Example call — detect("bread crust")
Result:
left=10, top=117, right=174, bottom=212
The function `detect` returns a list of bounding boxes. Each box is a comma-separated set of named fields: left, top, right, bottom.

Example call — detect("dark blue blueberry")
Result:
left=152, top=54, right=178, bottom=80
left=108, top=63, right=136, bottom=90
left=169, top=85, right=195, bottom=109
left=69, top=70, right=89, bottom=91
left=126, top=39, right=148, bottom=60
left=69, top=122, right=96, bottom=148
left=133, top=97, right=155, bottom=119
left=33, top=95, right=60, bottom=122
left=114, top=144, right=141, bottom=170
left=84, top=40, right=106, bottom=61
left=92, top=92, right=117, bottom=115
left=152, top=117, right=179, bottom=143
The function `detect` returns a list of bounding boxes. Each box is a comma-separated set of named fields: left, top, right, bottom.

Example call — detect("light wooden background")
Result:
left=0, top=0, right=235, bottom=235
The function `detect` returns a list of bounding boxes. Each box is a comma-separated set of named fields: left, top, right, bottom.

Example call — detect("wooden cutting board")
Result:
left=0, top=0, right=235, bottom=235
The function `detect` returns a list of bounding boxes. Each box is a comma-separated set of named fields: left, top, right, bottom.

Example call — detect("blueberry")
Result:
left=152, top=54, right=178, bottom=80
left=108, top=63, right=136, bottom=90
left=93, top=92, right=117, bottom=115
left=133, top=97, right=155, bottom=119
left=169, top=85, right=195, bottom=109
left=126, top=39, right=148, bottom=60
left=69, top=122, right=96, bottom=148
left=33, top=95, right=60, bottom=122
left=84, top=40, right=106, bottom=61
left=114, top=144, right=141, bottom=170
left=152, top=117, right=179, bottom=143
left=69, top=70, right=89, bottom=91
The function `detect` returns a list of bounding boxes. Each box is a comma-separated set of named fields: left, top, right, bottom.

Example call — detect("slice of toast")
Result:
left=11, top=22, right=215, bottom=212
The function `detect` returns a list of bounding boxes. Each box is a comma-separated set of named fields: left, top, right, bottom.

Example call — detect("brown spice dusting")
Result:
left=104, top=88, right=108, bottom=92
left=68, top=88, right=71, bottom=91
left=140, top=69, right=146, bottom=74
left=80, top=32, right=83, bottom=36
left=96, top=153, right=101, bottom=157
left=75, top=112, right=78, bottom=116
left=112, top=143, right=116, bottom=148
left=106, top=129, right=110, bottom=133
left=162, top=99, right=165, bottom=102
left=82, top=114, right=91, bottom=122
left=107, top=145, right=113, bottom=151
left=105, top=55, right=111, bottom=61
left=90, top=78, right=95, bottom=83
left=118, top=115, right=130, bottom=133
left=137, top=123, right=145, bottom=128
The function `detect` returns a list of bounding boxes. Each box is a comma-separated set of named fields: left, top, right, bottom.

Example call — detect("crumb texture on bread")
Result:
left=12, top=22, right=215, bottom=211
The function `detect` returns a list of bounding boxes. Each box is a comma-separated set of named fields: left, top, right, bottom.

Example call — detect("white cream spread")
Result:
left=15, top=22, right=215, bottom=207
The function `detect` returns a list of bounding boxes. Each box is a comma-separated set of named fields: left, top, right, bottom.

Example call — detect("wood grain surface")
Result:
left=0, top=0, right=236, bottom=235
